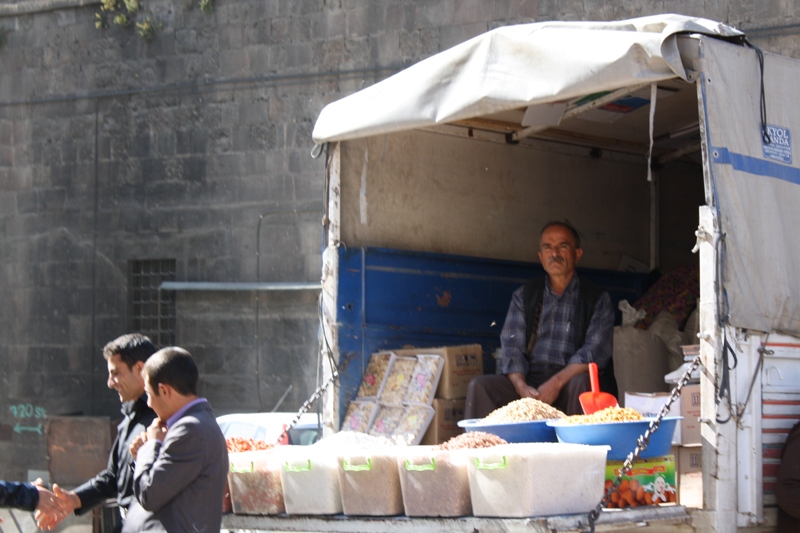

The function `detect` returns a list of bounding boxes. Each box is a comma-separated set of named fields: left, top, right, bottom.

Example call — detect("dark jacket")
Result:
left=0, top=480, right=38, bottom=511
left=777, top=420, right=800, bottom=532
left=522, top=276, right=618, bottom=397
left=73, top=395, right=158, bottom=514
left=123, top=401, right=228, bottom=533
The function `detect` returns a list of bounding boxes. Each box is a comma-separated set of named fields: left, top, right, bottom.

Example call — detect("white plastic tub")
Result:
left=280, top=446, right=342, bottom=515
left=466, top=443, right=609, bottom=517
left=338, top=448, right=404, bottom=516
left=228, top=449, right=286, bottom=515
left=397, top=446, right=472, bottom=517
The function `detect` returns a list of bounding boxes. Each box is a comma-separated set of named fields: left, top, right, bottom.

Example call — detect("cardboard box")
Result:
left=624, top=392, right=682, bottom=444
left=420, top=397, right=466, bottom=445
left=624, top=384, right=701, bottom=445
left=680, top=384, right=701, bottom=445
left=394, top=344, right=483, bottom=399
left=605, top=455, right=677, bottom=508
left=678, top=445, right=703, bottom=508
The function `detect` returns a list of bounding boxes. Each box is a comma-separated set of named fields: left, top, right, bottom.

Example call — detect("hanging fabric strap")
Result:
left=647, top=83, right=657, bottom=182
left=743, top=39, right=771, bottom=145
left=716, top=330, right=738, bottom=424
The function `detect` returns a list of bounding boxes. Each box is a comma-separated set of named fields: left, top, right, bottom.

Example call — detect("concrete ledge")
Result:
left=222, top=506, right=693, bottom=533
left=0, top=0, right=100, bottom=17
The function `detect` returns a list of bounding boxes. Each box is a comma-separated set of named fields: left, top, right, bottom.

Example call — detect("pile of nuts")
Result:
left=562, top=406, right=643, bottom=424
left=484, top=398, right=565, bottom=422
left=439, top=431, right=508, bottom=450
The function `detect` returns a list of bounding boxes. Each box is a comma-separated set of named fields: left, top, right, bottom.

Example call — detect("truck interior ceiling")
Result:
left=338, top=77, right=704, bottom=278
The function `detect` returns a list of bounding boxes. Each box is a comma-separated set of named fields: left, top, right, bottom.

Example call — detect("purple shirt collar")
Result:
left=166, top=397, right=207, bottom=429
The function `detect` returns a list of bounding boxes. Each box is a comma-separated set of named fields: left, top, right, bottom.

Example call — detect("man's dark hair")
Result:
left=144, top=347, right=199, bottom=397
left=540, top=221, right=581, bottom=249
left=103, top=333, right=157, bottom=368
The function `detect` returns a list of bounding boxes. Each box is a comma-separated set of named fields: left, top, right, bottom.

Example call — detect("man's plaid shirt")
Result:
left=498, top=275, right=614, bottom=376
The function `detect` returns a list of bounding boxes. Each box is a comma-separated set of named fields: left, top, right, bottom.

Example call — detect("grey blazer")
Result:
left=122, top=400, right=228, bottom=533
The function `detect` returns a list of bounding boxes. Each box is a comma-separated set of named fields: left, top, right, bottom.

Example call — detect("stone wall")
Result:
left=0, top=0, right=798, bottom=481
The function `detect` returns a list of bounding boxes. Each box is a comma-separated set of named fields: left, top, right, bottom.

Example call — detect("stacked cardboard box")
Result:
left=389, top=344, right=483, bottom=445
left=624, top=384, right=701, bottom=446
left=623, top=353, right=703, bottom=509
left=677, top=444, right=703, bottom=507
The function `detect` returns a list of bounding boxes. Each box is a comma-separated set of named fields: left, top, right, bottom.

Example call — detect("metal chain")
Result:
left=273, top=293, right=342, bottom=445
left=586, top=354, right=702, bottom=533
left=274, top=369, right=339, bottom=445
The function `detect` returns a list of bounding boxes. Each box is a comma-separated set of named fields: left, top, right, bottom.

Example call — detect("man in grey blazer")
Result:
left=123, top=347, right=228, bottom=533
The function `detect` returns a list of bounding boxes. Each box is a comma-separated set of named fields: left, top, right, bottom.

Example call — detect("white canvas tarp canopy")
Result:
left=313, top=14, right=800, bottom=337
left=312, top=14, right=741, bottom=143
left=700, top=38, right=800, bottom=336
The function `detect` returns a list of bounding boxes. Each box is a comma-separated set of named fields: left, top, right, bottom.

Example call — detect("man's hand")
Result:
left=146, top=418, right=167, bottom=443
left=129, top=431, right=147, bottom=461
left=537, top=363, right=589, bottom=407
left=517, top=384, right=539, bottom=399
left=130, top=418, right=166, bottom=461
left=34, top=480, right=76, bottom=531
left=534, top=378, right=561, bottom=406
left=507, top=372, right=539, bottom=399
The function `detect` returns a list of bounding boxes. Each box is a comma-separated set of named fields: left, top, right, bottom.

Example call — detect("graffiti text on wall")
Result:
left=9, top=404, right=46, bottom=434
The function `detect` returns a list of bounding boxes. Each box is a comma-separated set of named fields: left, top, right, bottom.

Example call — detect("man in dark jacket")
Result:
left=123, top=347, right=228, bottom=533
left=465, top=221, right=615, bottom=417
left=0, top=479, right=68, bottom=523
left=37, top=334, right=158, bottom=532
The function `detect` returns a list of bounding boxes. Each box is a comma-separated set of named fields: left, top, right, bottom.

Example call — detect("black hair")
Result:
left=102, top=333, right=157, bottom=369
left=143, top=347, right=199, bottom=397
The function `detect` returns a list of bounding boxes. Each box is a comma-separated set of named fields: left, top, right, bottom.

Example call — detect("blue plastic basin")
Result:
left=546, top=417, right=682, bottom=460
left=457, top=418, right=559, bottom=443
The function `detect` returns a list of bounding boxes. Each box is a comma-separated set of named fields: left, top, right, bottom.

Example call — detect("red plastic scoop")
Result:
left=579, top=362, right=618, bottom=414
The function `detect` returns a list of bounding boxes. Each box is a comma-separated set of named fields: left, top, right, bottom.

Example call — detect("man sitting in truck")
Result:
left=465, top=221, right=615, bottom=417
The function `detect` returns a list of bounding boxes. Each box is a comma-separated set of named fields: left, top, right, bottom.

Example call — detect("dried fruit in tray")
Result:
left=341, top=400, right=377, bottom=432
left=390, top=404, right=434, bottom=445
left=357, top=352, right=392, bottom=398
left=402, top=354, right=443, bottom=405
left=367, top=405, right=405, bottom=440
left=380, top=356, right=417, bottom=403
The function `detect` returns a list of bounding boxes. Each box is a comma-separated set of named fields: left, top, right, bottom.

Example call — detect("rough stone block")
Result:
left=16, top=190, right=38, bottom=214
left=370, top=31, right=402, bottom=64
left=319, top=8, right=346, bottom=38
left=238, top=101, right=270, bottom=125
left=538, top=0, right=585, bottom=21
left=247, top=44, right=271, bottom=73
left=174, top=28, right=198, bottom=55
left=285, top=42, right=314, bottom=69
left=244, top=18, right=271, bottom=46
left=182, top=155, right=208, bottom=183
left=441, top=22, right=488, bottom=50
left=40, top=188, right=66, bottom=212
left=209, top=153, right=244, bottom=178
left=220, top=48, right=249, bottom=77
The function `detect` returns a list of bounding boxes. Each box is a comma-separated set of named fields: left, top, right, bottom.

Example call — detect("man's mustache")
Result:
left=547, top=256, right=565, bottom=264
